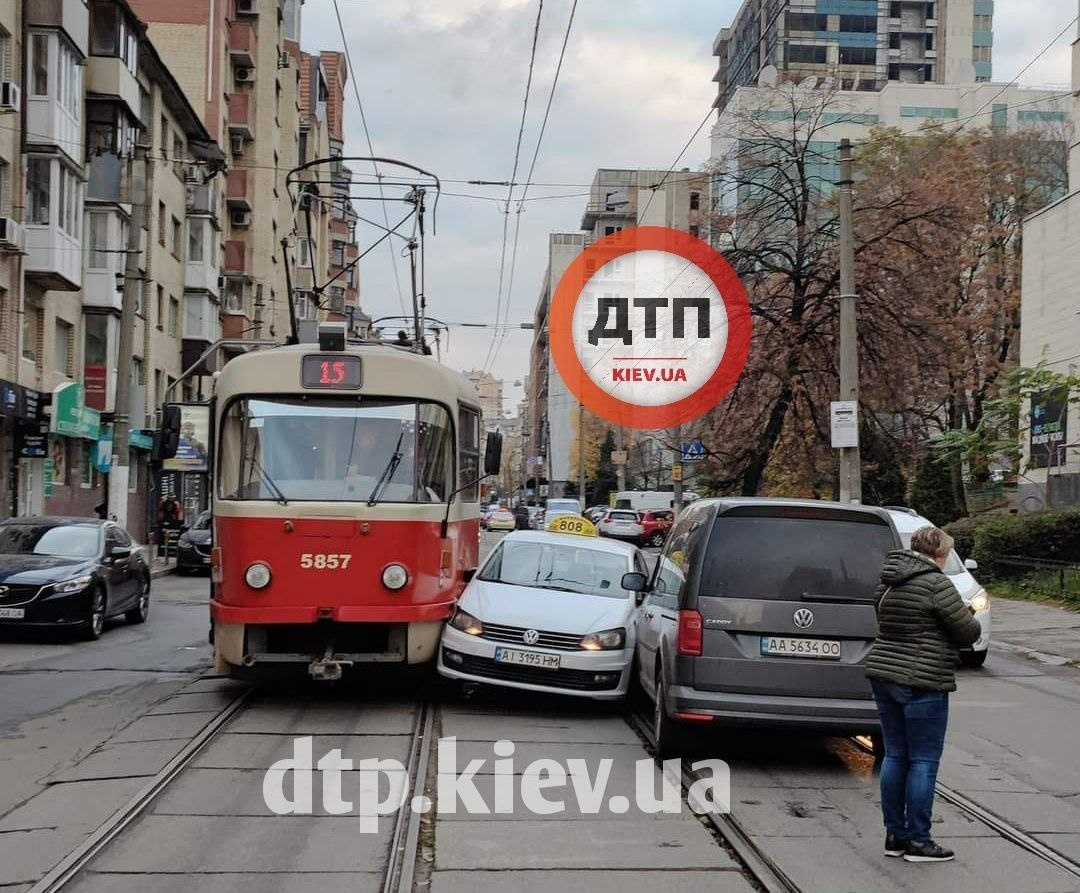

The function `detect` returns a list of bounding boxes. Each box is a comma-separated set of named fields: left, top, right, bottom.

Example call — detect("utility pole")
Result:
left=577, top=400, right=586, bottom=503
left=109, top=142, right=150, bottom=528
left=614, top=425, right=626, bottom=492
left=671, top=424, right=683, bottom=513
left=837, top=138, right=862, bottom=504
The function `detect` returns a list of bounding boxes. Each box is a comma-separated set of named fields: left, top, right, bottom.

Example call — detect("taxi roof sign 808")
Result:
left=550, top=227, right=751, bottom=430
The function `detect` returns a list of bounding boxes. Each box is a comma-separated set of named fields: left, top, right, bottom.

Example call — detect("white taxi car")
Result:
left=438, top=525, right=650, bottom=699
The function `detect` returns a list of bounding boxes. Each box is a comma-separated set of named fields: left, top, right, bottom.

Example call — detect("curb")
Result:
left=994, top=639, right=1078, bottom=668
left=150, top=564, right=176, bottom=580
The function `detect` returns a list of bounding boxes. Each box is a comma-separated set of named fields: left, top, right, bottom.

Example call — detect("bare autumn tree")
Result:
left=701, top=83, right=1067, bottom=499
left=702, top=83, right=962, bottom=495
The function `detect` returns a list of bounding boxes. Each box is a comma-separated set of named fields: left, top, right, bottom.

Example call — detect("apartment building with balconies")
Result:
left=712, top=0, right=993, bottom=115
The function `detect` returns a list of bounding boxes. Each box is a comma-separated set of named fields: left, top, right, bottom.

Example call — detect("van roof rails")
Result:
left=884, top=505, right=919, bottom=516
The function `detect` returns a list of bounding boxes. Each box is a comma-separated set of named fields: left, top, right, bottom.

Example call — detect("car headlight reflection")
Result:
left=970, top=589, right=990, bottom=613
left=580, top=627, right=626, bottom=651
left=51, top=575, right=94, bottom=595
left=449, top=609, right=484, bottom=636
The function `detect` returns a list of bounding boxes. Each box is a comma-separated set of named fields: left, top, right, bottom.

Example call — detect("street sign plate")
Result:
left=830, top=401, right=859, bottom=449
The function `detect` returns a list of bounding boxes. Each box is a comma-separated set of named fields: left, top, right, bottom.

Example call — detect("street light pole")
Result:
left=837, top=138, right=862, bottom=504
left=108, top=142, right=150, bottom=527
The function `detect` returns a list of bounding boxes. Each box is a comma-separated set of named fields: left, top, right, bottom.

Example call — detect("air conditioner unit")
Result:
left=231, top=208, right=252, bottom=227
left=278, top=51, right=290, bottom=69
left=235, top=66, right=256, bottom=84
left=0, top=82, right=19, bottom=113
left=231, top=134, right=246, bottom=155
left=0, top=217, right=22, bottom=251
left=235, top=0, right=257, bottom=14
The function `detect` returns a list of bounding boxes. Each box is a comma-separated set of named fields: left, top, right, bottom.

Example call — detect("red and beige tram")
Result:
left=194, top=335, right=498, bottom=679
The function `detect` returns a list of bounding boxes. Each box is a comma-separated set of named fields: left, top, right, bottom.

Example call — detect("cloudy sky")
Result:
left=303, top=0, right=1077, bottom=414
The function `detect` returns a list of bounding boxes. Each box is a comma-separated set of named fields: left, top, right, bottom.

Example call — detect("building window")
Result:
left=787, top=12, right=827, bottom=31
left=297, top=238, right=313, bottom=268
left=330, top=241, right=344, bottom=266
left=158, top=201, right=166, bottom=245
left=26, top=157, right=49, bottom=224
left=88, top=212, right=109, bottom=268
left=224, top=279, right=245, bottom=313
left=54, top=320, right=73, bottom=376
left=168, top=297, right=179, bottom=335
left=56, top=38, right=81, bottom=118
left=173, top=133, right=184, bottom=176
left=171, top=215, right=182, bottom=258
left=85, top=314, right=108, bottom=368
left=840, top=46, right=877, bottom=65
left=22, top=308, right=39, bottom=361
left=30, top=33, right=48, bottom=96
left=298, top=130, right=308, bottom=163
left=159, top=115, right=168, bottom=154
left=90, top=1, right=137, bottom=72
left=689, top=224, right=700, bottom=238
left=188, top=219, right=204, bottom=262
left=80, top=442, right=98, bottom=488
left=974, top=14, right=992, bottom=30
left=689, top=191, right=700, bottom=211
left=973, top=45, right=992, bottom=62
left=788, top=44, right=827, bottom=64
left=838, top=15, right=877, bottom=33
left=156, top=285, right=164, bottom=329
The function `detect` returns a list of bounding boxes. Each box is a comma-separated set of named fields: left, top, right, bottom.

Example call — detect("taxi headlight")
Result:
left=449, top=609, right=484, bottom=636
left=580, top=627, right=626, bottom=651
left=382, top=564, right=409, bottom=591
left=970, top=589, right=990, bottom=613
left=244, top=562, right=272, bottom=589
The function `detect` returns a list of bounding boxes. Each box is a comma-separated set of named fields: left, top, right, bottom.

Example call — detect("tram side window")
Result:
left=459, top=405, right=480, bottom=502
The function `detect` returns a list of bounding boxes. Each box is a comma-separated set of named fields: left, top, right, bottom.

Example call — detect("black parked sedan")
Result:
left=0, top=517, right=151, bottom=640
left=176, top=511, right=212, bottom=575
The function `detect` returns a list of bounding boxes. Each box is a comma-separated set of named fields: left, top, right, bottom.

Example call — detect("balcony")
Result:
left=183, top=292, right=220, bottom=344
left=223, top=239, right=252, bottom=278
left=87, top=55, right=140, bottom=118
left=227, top=93, right=253, bottom=140
left=86, top=152, right=127, bottom=203
left=225, top=169, right=251, bottom=211
left=228, top=19, right=257, bottom=68
left=26, top=0, right=89, bottom=56
left=186, top=181, right=215, bottom=216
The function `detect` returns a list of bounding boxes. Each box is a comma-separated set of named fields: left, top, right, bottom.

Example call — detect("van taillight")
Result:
left=677, top=609, right=703, bottom=656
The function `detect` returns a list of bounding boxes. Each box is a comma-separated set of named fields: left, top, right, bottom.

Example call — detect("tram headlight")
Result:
left=244, top=562, right=272, bottom=590
left=382, top=563, right=409, bottom=591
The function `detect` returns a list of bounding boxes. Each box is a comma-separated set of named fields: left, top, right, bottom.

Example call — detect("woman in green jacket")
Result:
left=866, top=525, right=981, bottom=864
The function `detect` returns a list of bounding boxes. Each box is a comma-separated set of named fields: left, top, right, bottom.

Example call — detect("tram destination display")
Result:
left=301, top=355, right=363, bottom=389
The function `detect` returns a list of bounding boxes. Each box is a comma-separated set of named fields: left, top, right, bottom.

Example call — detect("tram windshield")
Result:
left=218, top=397, right=453, bottom=503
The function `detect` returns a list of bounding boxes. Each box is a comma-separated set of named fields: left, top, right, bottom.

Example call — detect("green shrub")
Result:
left=944, top=515, right=995, bottom=560
left=910, top=456, right=962, bottom=526
left=971, top=508, right=1080, bottom=579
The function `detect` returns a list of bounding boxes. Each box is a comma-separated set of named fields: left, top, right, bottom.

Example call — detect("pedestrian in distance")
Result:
left=866, top=524, right=981, bottom=863
left=513, top=503, right=530, bottom=530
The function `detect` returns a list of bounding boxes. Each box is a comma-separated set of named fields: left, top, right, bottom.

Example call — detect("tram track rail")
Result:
left=25, top=684, right=258, bottom=893
left=23, top=683, right=435, bottom=893
left=849, top=736, right=1080, bottom=882
left=625, top=709, right=806, bottom=893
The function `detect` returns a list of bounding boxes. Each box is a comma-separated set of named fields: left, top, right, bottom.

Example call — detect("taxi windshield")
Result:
left=217, top=397, right=452, bottom=503
left=478, top=539, right=631, bottom=598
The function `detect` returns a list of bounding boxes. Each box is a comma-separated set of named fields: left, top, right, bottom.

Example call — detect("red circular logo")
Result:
left=549, top=226, right=751, bottom=429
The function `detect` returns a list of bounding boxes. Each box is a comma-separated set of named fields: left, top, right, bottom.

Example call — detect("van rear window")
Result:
left=699, top=515, right=895, bottom=602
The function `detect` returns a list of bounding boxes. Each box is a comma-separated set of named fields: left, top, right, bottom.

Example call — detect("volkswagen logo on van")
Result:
left=522, top=629, right=540, bottom=645
left=793, top=608, right=814, bottom=630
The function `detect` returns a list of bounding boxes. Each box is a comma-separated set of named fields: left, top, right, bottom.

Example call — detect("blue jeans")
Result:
left=870, top=678, right=949, bottom=844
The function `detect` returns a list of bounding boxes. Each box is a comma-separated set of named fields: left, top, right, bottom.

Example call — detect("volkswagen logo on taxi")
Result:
left=549, top=226, right=751, bottom=429
left=793, top=608, right=814, bottom=630
left=522, top=629, right=540, bottom=645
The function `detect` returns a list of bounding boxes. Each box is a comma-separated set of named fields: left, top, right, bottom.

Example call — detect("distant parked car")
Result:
left=583, top=506, right=609, bottom=524
left=176, top=511, right=213, bottom=575
left=0, top=517, right=151, bottom=640
left=598, top=509, right=645, bottom=544
left=545, top=498, right=582, bottom=524
left=638, top=510, right=674, bottom=548
left=487, top=508, right=517, bottom=532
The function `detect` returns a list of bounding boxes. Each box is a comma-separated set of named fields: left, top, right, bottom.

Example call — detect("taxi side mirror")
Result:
left=622, top=571, right=648, bottom=592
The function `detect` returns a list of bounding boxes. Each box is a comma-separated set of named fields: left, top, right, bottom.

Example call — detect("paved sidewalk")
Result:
left=989, top=596, right=1080, bottom=666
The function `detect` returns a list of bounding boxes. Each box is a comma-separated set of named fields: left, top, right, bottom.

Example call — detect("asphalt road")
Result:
left=1, top=534, right=1079, bottom=892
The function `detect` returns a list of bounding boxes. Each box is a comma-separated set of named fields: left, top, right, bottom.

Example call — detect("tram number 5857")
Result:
left=300, top=553, right=352, bottom=570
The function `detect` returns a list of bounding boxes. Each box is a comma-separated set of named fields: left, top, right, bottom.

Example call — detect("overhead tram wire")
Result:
left=481, top=0, right=545, bottom=374
left=332, top=0, right=408, bottom=317
left=489, top=0, right=580, bottom=372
